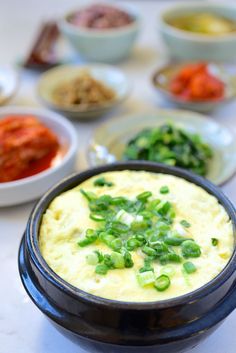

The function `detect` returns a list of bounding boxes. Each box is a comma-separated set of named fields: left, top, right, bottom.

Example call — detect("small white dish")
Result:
left=37, top=64, right=130, bottom=120
left=0, top=66, right=18, bottom=105
left=59, top=3, right=140, bottom=63
left=0, top=107, right=78, bottom=207
left=159, top=2, right=236, bottom=62
left=152, top=62, right=236, bottom=113
left=88, top=109, right=236, bottom=185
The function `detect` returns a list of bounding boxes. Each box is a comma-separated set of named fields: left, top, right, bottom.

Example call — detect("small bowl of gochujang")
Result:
left=152, top=62, right=236, bottom=112
left=0, top=107, right=78, bottom=206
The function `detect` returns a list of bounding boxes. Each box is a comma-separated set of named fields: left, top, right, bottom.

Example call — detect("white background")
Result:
left=0, top=1, right=236, bottom=353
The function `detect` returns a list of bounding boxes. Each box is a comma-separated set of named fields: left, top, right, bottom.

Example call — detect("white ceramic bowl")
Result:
left=37, top=64, right=131, bottom=120
left=159, top=2, right=236, bottom=62
left=88, top=109, right=236, bottom=185
left=152, top=62, right=236, bottom=113
left=59, top=4, right=140, bottom=63
left=0, top=107, right=78, bottom=206
left=0, top=66, right=18, bottom=105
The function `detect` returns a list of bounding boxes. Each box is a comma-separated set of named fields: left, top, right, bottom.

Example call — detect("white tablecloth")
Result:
left=1, top=1, right=236, bottom=353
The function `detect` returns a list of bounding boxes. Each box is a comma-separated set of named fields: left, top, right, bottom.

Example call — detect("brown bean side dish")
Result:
left=68, top=4, right=133, bottom=30
left=52, top=71, right=116, bottom=108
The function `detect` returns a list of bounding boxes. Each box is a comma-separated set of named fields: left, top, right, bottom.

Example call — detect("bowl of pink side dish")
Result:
left=59, top=3, right=140, bottom=62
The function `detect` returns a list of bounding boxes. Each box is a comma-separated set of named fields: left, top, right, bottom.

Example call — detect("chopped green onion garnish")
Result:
left=103, top=254, right=114, bottom=268
left=137, top=271, right=155, bottom=287
left=123, top=251, right=134, bottom=268
left=139, top=257, right=154, bottom=273
left=79, top=184, right=203, bottom=287
left=180, top=220, right=191, bottom=228
left=126, top=237, right=140, bottom=251
left=164, top=232, right=186, bottom=246
left=80, top=189, right=96, bottom=202
left=110, top=196, right=127, bottom=206
left=100, top=232, right=115, bottom=246
left=137, top=191, right=152, bottom=202
left=90, top=213, right=105, bottom=222
left=78, top=231, right=98, bottom=247
left=108, top=221, right=129, bottom=234
left=110, top=238, right=123, bottom=251
left=181, top=240, right=201, bottom=258
left=94, top=250, right=103, bottom=263
left=146, top=199, right=161, bottom=211
left=131, top=220, right=149, bottom=232
left=142, top=246, right=157, bottom=257
left=93, top=177, right=114, bottom=187
left=156, top=201, right=172, bottom=216
left=183, top=261, right=197, bottom=274
left=136, top=234, right=146, bottom=244
left=153, top=243, right=169, bottom=257
left=110, top=252, right=125, bottom=269
left=211, top=238, right=219, bottom=246
left=159, top=253, right=182, bottom=265
left=86, top=253, right=99, bottom=265
left=160, top=186, right=169, bottom=194
left=154, top=275, right=170, bottom=291
left=95, top=264, right=109, bottom=275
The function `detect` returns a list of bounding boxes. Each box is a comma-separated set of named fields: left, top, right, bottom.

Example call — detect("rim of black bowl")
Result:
left=26, top=161, right=236, bottom=310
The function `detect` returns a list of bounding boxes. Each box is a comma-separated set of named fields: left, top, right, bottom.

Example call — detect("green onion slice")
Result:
left=181, top=240, right=201, bottom=258
left=95, top=264, right=109, bottom=275
left=211, top=238, right=219, bottom=246
left=110, top=252, right=125, bottom=269
left=183, top=261, right=197, bottom=274
left=154, top=275, right=170, bottom=291
left=180, top=220, right=191, bottom=228
left=137, top=271, right=155, bottom=287
left=86, top=253, right=99, bottom=265
left=94, top=177, right=114, bottom=187
left=90, top=213, right=105, bottom=222
left=137, top=191, right=152, bottom=202
left=160, top=186, right=169, bottom=194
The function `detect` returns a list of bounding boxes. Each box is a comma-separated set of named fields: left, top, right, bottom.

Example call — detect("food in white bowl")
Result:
left=59, top=4, right=140, bottom=62
left=68, top=4, right=134, bottom=30
left=52, top=69, right=116, bottom=109
left=88, top=110, right=236, bottom=185
left=152, top=62, right=236, bottom=112
left=38, top=64, right=130, bottom=120
left=39, top=170, right=233, bottom=302
left=0, top=114, right=61, bottom=182
left=166, top=12, right=236, bottom=36
left=122, top=123, right=213, bottom=177
left=0, top=107, right=78, bottom=206
left=159, top=2, right=236, bottom=62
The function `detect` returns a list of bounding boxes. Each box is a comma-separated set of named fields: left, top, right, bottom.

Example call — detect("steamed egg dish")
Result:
left=39, top=171, right=234, bottom=302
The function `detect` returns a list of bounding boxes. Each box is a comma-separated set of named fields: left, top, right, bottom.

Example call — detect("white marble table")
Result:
left=0, top=1, right=236, bottom=353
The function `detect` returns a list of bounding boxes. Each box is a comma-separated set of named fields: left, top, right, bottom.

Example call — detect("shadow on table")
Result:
left=37, top=319, right=87, bottom=353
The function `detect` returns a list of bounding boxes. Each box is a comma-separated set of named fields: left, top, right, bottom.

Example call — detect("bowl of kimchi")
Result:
left=0, top=107, right=78, bottom=206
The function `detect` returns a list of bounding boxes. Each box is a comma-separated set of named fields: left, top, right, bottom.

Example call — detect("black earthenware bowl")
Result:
left=18, top=162, right=236, bottom=353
